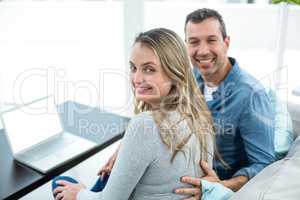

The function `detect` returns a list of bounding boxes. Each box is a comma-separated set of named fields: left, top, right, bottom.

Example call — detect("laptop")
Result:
left=0, top=96, right=97, bottom=174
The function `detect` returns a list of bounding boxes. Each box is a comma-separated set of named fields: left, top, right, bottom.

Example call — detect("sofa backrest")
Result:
left=288, top=100, right=300, bottom=136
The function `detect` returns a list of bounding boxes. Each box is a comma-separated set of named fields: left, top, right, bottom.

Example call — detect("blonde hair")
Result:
left=133, top=28, right=215, bottom=162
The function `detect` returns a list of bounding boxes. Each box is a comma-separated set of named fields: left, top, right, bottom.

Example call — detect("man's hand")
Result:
left=174, top=161, right=220, bottom=200
left=198, top=161, right=221, bottom=183
left=174, top=176, right=202, bottom=200
left=97, top=145, right=120, bottom=179
left=53, top=180, right=85, bottom=200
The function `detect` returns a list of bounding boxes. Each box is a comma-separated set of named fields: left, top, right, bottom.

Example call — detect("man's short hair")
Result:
left=185, top=8, right=227, bottom=40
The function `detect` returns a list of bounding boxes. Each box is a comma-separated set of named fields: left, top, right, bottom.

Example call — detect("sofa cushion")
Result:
left=268, top=90, right=294, bottom=159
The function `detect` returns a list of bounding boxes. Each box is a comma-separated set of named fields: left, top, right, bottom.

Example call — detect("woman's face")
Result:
left=130, top=42, right=171, bottom=108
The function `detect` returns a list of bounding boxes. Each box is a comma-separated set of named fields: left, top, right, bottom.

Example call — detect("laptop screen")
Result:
left=1, top=96, right=63, bottom=154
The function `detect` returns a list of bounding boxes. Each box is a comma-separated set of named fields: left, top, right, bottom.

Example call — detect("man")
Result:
left=174, top=8, right=276, bottom=198
left=99, top=8, right=275, bottom=199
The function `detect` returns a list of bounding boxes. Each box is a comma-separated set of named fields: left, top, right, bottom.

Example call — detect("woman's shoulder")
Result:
left=126, top=111, right=159, bottom=136
left=130, top=111, right=155, bottom=125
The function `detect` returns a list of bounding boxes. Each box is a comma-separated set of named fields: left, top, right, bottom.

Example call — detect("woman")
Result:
left=53, top=28, right=215, bottom=200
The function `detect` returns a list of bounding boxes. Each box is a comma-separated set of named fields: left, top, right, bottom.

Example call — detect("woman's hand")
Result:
left=53, top=180, right=86, bottom=200
left=97, top=145, right=120, bottom=179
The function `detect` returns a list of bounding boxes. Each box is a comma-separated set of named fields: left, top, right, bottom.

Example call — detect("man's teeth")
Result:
left=198, top=58, right=214, bottom=64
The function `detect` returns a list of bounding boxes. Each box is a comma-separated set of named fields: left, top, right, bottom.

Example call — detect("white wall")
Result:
left=0, top=1, right=299, bottom=115
left=0, top=1, right=132, bottom=115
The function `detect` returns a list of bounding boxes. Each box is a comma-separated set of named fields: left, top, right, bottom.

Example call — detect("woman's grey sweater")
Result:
left=77, top=111, right=213, bottom=200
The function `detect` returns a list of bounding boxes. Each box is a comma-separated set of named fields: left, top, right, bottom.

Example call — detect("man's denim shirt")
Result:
left=193, top=57, right=276, bottom=180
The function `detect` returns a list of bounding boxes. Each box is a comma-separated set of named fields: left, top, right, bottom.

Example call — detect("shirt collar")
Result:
left=193, top=57, right=241, bottom=98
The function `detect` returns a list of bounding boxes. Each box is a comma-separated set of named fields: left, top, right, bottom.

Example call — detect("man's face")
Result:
left=185, top=18, right=230, bottom=81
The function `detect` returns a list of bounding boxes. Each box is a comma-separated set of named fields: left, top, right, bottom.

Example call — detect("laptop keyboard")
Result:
left=16, top=133, right=96, bottom=173
left=20, top=134, right=77, bottom=162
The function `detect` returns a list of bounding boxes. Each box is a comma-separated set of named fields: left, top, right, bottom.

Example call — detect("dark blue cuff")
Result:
left=90, top=175, right=109, bottom=192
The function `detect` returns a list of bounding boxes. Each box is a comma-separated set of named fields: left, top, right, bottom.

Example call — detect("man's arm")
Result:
left=175, top=161, right=241, bottom=199
left=221, top=175, right=248, bottom=192
left=177, top=161, right=247, bottom=192
left=220, top=89, right=275, bottom=191
left=234, top=89, right=276, bottom=180
left=199, top=162, right=248, bottom=191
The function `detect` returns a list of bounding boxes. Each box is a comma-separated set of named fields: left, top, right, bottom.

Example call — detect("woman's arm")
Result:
left=77, top=112, right=160, bottom=200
